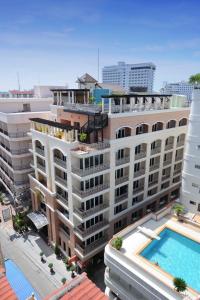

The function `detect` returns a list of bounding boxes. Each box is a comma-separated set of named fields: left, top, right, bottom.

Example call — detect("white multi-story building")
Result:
left=162, top=81, right=194, bottom=102
left=182, top=86, right=200, bottom=213
left=28, top=88, right=189, bottom=269
left=0, top=97, right=52, bottom=205
left=102, top=62, right=156, bottom=92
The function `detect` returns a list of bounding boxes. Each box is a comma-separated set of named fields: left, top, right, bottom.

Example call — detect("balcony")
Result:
left=75, top=236, right=107, bottom=255
left=150, top=147, right=161, bottom=156
left=116, top=156, right=130, bottom=166
left=75, top=220, right=109, bottom=238
left=149, top=164, right=159, bottom=172
left=133, top=186, right=144, bottom=194
left=175, top=155, right=183, bottom=162
left=73, top=183, right=109, bottom=198
left=56, top=193, right=68, bottom=207
left=37, top=162, right=46, bottom=173
left=162, top=174, right=170, bottom=181
left=36, top=147, right=44, bottom=156
left=174, top=168, right=182, bottom=175
left=135, top=151, right=146, bottom=161
left=54, top=157, right=66, bottom=168
left=55, top=175, right=67, bottom=187
left=115, top=175, right=129, bottom=186
left=72, top=163, right=110, bottom=177
left=115, top=193, right=128, bottom=204
left=165, top=143, right=174, bottom=151
left=59, top=227, right=70, bottom=240
left=15, top=180, right=29, bottom=187
left=10, top=148, right=30, bottom=155
left=148, top=180, right=158, bottom=188
left=74, top=203, right=109, bottom=219
left=71, top=141, right=110, bottom=157
left=134, top=168, right=145, bottom=178
left=163, top=159, right=172, bottom=167
left=177, top=140, right=185, bottom=148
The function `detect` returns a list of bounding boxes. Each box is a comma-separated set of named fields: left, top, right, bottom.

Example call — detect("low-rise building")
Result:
left=29, top=90, right=189, bottom=269
left=0, top=97, right=52, bottom=205
left=162, top=81, right=194, bottom=102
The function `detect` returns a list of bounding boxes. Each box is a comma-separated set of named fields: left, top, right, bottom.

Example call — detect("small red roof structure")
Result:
left=44, top=272, right=108, bottom=300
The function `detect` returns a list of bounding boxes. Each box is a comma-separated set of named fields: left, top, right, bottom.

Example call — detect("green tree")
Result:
left=173, top=204, right=184, bottom=217
left=173, top=277, right=187, bottom=292
left=79, top=132, right=87, bottom=142
left=54, top=244, right=60, bottom=257
left=13, top=213, right=26, bottom=232
left=189, top=73, right=200, bottom=84
left=61, top=277, right=66, bottom=285
left=112, top=237, right=123, bottom=250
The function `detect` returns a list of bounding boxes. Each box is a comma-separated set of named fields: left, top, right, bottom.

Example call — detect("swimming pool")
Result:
left=140, top=228, right=200, bottom=292
left=5, top=259, right=41, bottom=300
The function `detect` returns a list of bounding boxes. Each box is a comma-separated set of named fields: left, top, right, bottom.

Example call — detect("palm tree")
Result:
left=189, top=73, right=200, bottom=84
left=173, top=204, right=184, bottom=220
left=173, top=277, right=187, bottom=293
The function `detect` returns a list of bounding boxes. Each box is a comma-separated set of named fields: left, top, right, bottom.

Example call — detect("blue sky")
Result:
left=0, top=0, right=200, bottom=91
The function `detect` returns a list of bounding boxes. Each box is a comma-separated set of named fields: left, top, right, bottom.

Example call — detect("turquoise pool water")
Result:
left=5, top=259, right=41, bottom=300
left=141, top=228, right=200, bottom=292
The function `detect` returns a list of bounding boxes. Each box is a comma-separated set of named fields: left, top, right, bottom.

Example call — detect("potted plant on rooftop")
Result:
left=173, top=203, right=184, bottom=221
left=61, top=277, right=67, bottom=285
left=79, top=132, right=87, bottom=143
left=173, top=277, right=187, bottom=293
left=112, top=236, right=123, bottom=250
left=40, top=251, right=45, bottom=262
left=54, top=244, right=60, bottom=258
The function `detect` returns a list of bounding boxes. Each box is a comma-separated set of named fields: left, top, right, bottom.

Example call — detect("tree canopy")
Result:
left=189, top=73, right=200, bottom=84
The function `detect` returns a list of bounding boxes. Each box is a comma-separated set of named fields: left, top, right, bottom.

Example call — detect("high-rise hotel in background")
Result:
left=102, top=62, right=156, bottom=92
left=28, top=81, right=189, bottom=270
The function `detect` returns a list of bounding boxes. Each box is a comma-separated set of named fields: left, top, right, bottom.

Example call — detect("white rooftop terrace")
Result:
left=105, top=206, right=200, bottom=300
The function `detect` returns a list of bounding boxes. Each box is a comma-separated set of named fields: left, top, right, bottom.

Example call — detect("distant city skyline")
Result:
left=0, top=0, right=199, bottom=91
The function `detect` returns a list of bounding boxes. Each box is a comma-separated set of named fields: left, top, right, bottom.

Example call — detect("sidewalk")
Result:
left=0, top=204, right=73, bottom=298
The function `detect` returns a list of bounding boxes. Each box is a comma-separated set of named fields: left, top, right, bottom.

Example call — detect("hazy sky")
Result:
left=0, top=0, right=200, bottom=91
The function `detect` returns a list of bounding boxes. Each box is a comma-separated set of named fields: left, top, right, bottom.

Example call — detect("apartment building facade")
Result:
left=29, top=90, right=189, bottom=268
left=102, top=62, right=156, bottom=92
left=162, top=81, right=194, bottom=102
left=0, top=97, right=51, bottom=205
left=182, top=86, right=200, bottom=213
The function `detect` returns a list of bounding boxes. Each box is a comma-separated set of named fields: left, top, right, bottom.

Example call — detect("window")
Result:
left=116, top=149, right=124, bottom=160
left=192, top=183, right=199, bottom=188
left=135, top=145, right=141, bottom=155
left=195, top=164, right=200, bottom=169
left=190, top=201, right=196, bottom=205
left=114, top=203, right=127, bottom=214
left=23, top=103, right=31, bottom=112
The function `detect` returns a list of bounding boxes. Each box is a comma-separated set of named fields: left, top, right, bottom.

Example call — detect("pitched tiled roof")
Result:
left=0, top=275, right=18, bottom=300
left=44, top=273, right=108, bottom=300
left=77, top=73, right=97, bottom=83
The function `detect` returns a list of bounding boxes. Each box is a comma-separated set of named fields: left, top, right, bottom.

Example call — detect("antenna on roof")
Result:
left=17, top=72, right=21, bottom=91
left=97, top=48, right=100, bottom=82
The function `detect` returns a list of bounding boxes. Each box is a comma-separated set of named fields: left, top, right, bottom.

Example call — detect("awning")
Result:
left=27, top=212, right=48, bottom=230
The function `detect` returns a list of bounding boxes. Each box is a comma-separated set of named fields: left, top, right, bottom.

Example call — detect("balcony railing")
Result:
left=75, top=220, right=109, bottom=238
left=8, top=132, right=28, bottom=138
left=74, top=203, right=109, bottom=219
left=163, top=159, right=172, bottom=167
left=133, top=186, right=144, bottom=194
left=55, top=175, right=67, bottom=187
left=150, top=147, right=161, bottom=156
left=37, top=162, right=46, bottom=172
left=73, top=183, right=109, bottom=198
left=115, top=175, right=129, bottom=186
left=72, top=163, right=110, bottom=177
left=115, top=193, right=128, bottom=204
left=165, top=143, right=174, bottom=151
left=148, top=180, right=158, bottom=188
left=56, top=193, right=68, bottom=207
left=11, top=148, right=30, bottom=155
left=54, top=157, right=67, bottom=168
left=177, top=141, right=185, bottom=147
left=162, top=174, right=170, bottom=181
left=135, top=151, right=146, bottom=160
left=134, top=168, right=145, bottom=178
left=174, top=168, right=181, bottom=175
left=75, top=236, right=108, bottom=255
left=149, top=164, right=159, bottom=172
left=116, top=156, right=130, bottom=166
left=35, top=147, right=44, bottom=156
left=175, top=155, right=183, bottom=162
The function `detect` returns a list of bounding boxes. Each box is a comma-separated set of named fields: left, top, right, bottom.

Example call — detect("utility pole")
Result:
left=17, top=72, right=21, bottom=91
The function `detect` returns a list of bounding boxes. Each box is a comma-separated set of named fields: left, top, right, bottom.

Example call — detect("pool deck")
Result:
left=109, top=209, right=200, bottom=300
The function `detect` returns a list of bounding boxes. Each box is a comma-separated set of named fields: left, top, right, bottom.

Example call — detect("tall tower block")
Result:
left=182, top=87, right=200, bottom=213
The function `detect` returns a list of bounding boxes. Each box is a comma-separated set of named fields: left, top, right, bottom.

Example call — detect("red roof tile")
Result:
left=0, top=275, right=18, bottom=300
left=44, top=273, right=108, bottom=300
